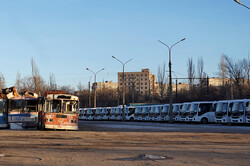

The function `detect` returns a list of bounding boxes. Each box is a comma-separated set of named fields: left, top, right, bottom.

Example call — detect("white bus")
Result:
left=134, top=106, right=142, bottom=121
left=148, top=106, right=155, bottom=121
left=172, top=103, right=182, bottom=122
left=180, top=102, right=191, bottom=122
left=85, top=108, right=94, bottom=120
left=246, top=100, right=250, bottom=123
left=161, top=104, right=170, bottom=121
left=215, top=100, right=234, bottom=123
left=141, top=106, right=150, bottom=121
left=79, top=108, right=87, bottom=120
left=231, top=99, right=250, bottom=124
left=125, top=106, right=135, bottom=121
left=153, top=105, right=162, bottom=121
left=92, top=108, right=102, bottom=120
left=109, top=107, right=116, bottom=120
left=114, top=107, right=122, bottom=120
left=187, top=101, right=216, bottom=123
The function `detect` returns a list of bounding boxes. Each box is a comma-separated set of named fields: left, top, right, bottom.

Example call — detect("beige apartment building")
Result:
left=96, top=81, right=118, bottom=91
left=117, top=69, right=156, bottom=95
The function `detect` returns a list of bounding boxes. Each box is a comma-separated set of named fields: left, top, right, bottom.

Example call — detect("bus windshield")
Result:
left=216, top=103, right=227, bottom=114
left=173, top=105, right=180, bottom=113
left=182, top=104, right=190, bottom=113
left=190, top=104, right=198, bottom=113
left=232, top=102, right=244, bottom=115
left=51, top=99, right=78, bottom=114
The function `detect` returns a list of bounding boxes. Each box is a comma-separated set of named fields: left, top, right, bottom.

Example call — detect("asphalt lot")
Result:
left=79, top=120, right=250, bottom=134
left=0, top=121, right=250, bottom=166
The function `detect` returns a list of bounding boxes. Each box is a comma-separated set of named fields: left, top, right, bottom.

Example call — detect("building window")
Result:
left=136, top=87, right=139, bottom=89
left=145, top=74, right=147, bottom=76
left=125, top=74, right=126, bottom=77
left=120, top=75, right=122, bottom=77
left=137, top=74, right=139, bottom=76
left=145, top=83, right=147, bottom=85
left=137, top=83, right=139, bottom=85
left=141, top=74, right=143, bottom=76
left=120, top=79, right=122, bottom=81
left=141, top=78, right=143, bottom=81
left=145, top=78, right=147, bottom=81
left=145, top=87, right=147, bottom=89
left=120, top=83, right=122, bottom=85
left=141, top=87, right=143, bottom=89
left=141, top=83, right=143, bottom=85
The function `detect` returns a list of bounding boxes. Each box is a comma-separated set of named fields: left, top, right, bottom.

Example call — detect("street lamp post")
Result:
left=158, top=38, right=186, bottom=122
left=86, top=68, right=105, bottom=108
left=112, top=56, right=132, bottom=120
left=234, top=0, right=250, bottom=9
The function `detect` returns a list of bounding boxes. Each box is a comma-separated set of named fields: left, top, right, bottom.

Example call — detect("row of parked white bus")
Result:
left=79, top=99, right=250, bottom=124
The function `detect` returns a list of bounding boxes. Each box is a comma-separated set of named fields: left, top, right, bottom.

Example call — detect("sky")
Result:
left=0, top=0, right=249, bottom=89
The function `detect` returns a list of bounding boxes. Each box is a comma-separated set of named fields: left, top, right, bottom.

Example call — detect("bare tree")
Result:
left=49, top=73, right=57, bottom=91
left=77, top=82, right=84, bottom=94
left=15, top=72, right=22, bottom=91
left=31, top=57, right=46, bottom=94
left=19, top=76, right=35, bottom=91
left=243, top=55, right=250, bottom=86
left=157, top=62, right=167, bottom=101
left=58, top=85, right=75, bottom=94
left=222, top=55, right=247, bottom=98
left=218, top=55, right=227, bottom=86
left=197, top=57, right=207, bottom=86
left=187, top=57, right=195, bottom=88
left=0, top=73, right=5, bottom=89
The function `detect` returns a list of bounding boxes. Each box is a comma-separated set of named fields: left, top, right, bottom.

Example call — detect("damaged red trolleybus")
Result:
left=38, top=92, right=79, bottom=130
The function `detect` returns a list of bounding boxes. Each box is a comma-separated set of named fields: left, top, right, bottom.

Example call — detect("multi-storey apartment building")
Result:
left=117, top=69, right=156, bottom=95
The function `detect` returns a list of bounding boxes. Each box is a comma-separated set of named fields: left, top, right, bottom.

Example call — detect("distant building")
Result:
left=96, top=81, right=118, bottom=91
left=117, top=69, right=156, bottom=95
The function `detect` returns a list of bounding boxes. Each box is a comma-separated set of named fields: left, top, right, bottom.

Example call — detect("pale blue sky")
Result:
left=0, top=0, right=249, bottom=89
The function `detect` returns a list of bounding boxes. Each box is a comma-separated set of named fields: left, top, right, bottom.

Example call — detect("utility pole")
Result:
left=88, top=81, right=91, bottom=108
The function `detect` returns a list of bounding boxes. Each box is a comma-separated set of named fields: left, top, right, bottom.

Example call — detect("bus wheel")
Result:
left=129, top=117, right=134, bottom=121
left=201, top=118, right=208, bottom=124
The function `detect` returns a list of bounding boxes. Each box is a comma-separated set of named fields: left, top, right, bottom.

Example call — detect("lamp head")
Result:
left=86, top=68, right=89, bottom=70
left=181, top=38, right=186, bottom=41
left=112, top=56, right=115, bottom=58
left=234, top=0, right=242, bottom=5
